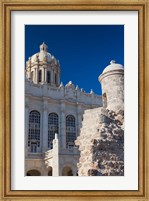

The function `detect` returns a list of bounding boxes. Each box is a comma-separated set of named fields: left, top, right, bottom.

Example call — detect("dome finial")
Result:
left=110, top=60, right=116, bottom=64
left=59, top=82, right=64, bottom=88
left=40, top=42, right=48, bottom=52
left=90, top=89, right=94, bottom=94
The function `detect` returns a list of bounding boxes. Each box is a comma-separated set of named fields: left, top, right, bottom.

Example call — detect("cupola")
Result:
left=25, top=43, right=60, bottom=87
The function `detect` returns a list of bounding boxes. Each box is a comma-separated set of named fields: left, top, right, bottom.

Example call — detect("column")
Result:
left=51, top=69, right=54, bottom=85
left=42, top=101, right=48, bottom=152
left=37, top=62, right=39, bottom=84
left=45, top=68, right=47, bottom=83
left=28, top=66, right=31, bottom=79
left=60, top=112, right=66, bottom=149
left=60, top=101, right=66, bottom=149
left=77, top=104, right=82, bottom=137
left=33, top=69, right=36, bottom=83
left=50, top=68, right=53, bottom=85
left=57, top=73, right=60, bottom=86
left=35, top=67, right=38, bottom=84
left=42, top=67, right=45, bottom=83
left=77, top=114, right=82, bottom=137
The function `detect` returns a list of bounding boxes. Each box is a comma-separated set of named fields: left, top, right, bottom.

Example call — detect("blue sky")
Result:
left=25, top=25, right=124, bottom=95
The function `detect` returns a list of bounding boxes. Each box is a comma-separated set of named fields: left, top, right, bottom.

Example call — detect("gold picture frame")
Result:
left=0, top=0, right=148, bottom=200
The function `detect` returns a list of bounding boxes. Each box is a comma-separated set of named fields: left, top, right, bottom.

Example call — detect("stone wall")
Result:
left=75, top=107, right=124, bottom=176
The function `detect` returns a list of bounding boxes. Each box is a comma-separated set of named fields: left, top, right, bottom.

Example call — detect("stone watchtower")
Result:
left=99, top=60, right=124, bottom=112
left=76, top=60, right=124, bottom=176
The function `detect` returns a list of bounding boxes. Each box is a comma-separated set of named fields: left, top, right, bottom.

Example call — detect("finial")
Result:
left=59, top=82, right=64, bottom=88
left=55, top=133, right=58, bottom=139
left=110, top=60, right=116, bottom=64
left=76, top=85, right=79, bottom=90
left=40, top=42, right=48, bottom=52
left=90, top=89, right=94, bottom=94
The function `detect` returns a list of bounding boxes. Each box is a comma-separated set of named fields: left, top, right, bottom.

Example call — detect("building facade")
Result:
left=25, top=43, right=102, bottom=176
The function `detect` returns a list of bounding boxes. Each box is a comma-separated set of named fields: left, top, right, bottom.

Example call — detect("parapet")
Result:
left=25, top=79, right=102, bottom=107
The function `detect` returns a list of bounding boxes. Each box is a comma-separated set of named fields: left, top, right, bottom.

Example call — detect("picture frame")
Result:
left=0, top=0, right=148, bottom=200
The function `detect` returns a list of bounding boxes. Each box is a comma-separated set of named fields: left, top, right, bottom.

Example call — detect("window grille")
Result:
left=28, top=110, right=40, bottom=150
left=48, top=113, right=58, bottom=149
left=66, top=115, right=76, bottom=148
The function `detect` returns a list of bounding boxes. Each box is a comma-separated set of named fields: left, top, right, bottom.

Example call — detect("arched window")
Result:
left=48, top=113, right=58, bottom=149
left=66, top=115, right=76, bottom=148
left=62, top=167, right=73, bottom=176
left=47, top=71, right=51, bottom=83
left=26, top=169, right=41, bottom=176
left=48, top=167, right=53, bottom=176
left=28, top=110, right=40, bottom=152
left=38, top=70, right=42, bottom=82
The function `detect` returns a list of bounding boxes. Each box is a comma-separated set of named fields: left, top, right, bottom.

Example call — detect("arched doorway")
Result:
left=26, top=169, right=41, bottom=176
left=48, top=167, right=53, bottom=176
left=62, top=167, right=73, bottom=176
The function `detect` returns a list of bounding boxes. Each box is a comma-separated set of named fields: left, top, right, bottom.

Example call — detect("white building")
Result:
left=25, top=42, right=102, bottom=176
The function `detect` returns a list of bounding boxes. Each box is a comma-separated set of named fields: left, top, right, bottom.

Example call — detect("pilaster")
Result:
left=28, top=66, right=31, bottom=79
left=42, top=68, right=44, bottom=83
left=44, top=67, right=47, bottom=83
left=35, top=67, right=38, bottom=84
left=77, top=104, right=82, bottom=137
left=57, top=72, right=60, bottom=86
left=42, top=100, right=48, bottom=152
left=33, top=68, right=36, bottom=83
left=60, top=101, right=66, bottom=149
left=51, top=68, right=54, bottom=86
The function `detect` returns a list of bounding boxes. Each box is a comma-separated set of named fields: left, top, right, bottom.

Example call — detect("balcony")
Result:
left=27, top=152, right=43, bottom=159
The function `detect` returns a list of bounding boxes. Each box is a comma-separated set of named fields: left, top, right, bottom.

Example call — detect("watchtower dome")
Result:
left=99, top=60, right=124, bottom=112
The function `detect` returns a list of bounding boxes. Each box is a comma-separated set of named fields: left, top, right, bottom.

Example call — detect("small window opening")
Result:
left=38, top=70, right=42, bottom=82
left=102, top=93, right=107, bottom=108
left=47, top=71, right=51, bottom=83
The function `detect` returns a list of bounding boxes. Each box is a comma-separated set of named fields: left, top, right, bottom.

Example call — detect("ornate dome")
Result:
left=25, top=42, right=60, bottom=87
left=102, top=60, right=124, bottom=74
left=29, top=42, right=58, bottom=64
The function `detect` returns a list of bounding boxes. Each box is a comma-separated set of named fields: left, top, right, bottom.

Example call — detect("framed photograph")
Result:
left=0, top=0, right=148, bottom=200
